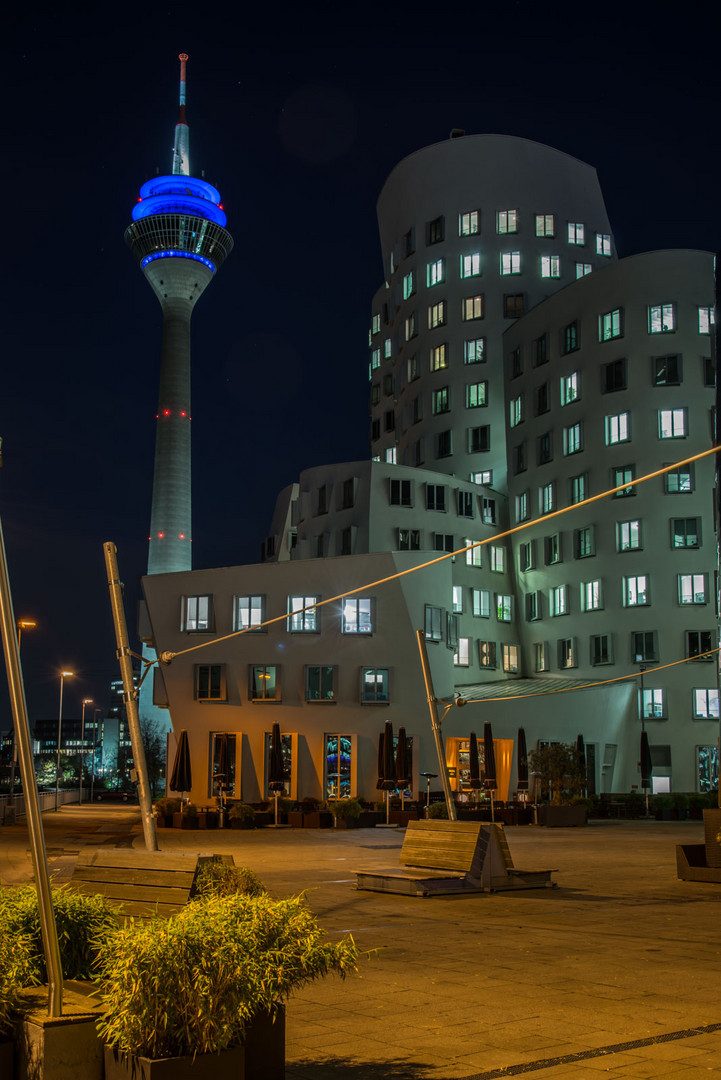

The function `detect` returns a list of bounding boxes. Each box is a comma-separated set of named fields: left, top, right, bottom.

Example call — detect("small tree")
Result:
left=529, top=742, right=585, bottom=805
left=140, top=716, right=166, bottom=798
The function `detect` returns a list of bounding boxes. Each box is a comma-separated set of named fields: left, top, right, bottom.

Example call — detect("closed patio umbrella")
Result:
left=483, top=722, right=497, bottom=822
left=169, top=729, right=192, bottom=810
left=640, top=729, right=652, bottom=814
left=516, top=727, right=529, bottom=794
left=377, top=720, right=395, bottom=826
left=468, top=732, right=483, bottom=799
left=395, top=726, right=411, bottom=811
left=577, top=734, right=587, bottom=797
left=268, top=722, right=287, bottom=826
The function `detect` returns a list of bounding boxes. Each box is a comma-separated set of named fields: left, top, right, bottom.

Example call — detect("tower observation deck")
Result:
left=126, top=53, right=233, bottom=576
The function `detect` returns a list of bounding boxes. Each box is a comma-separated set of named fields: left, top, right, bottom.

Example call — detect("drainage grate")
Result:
left=456, top=1022, right=721, bottom=1079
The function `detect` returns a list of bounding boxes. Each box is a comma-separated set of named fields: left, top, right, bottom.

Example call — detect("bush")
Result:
left=529, top=743, right=585, bottom=805
left=0, top=929, right=37, bottom=1039
left=96, top=893, right=358, bottom=1059
left=427, top=801, right=449, bottom=819
left=228, top=803, right=256, bottom=827
left=327, top=798, right=362, bottom=820
left=0, top=885, right=120, bottom=984
left=192, top=861, right=266, bottom=900
left=153, top=798, right=181, bottom=817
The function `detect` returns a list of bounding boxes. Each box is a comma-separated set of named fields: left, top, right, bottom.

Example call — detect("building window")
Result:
left=568, top=222, right=585, bottom=245
left=541, top=255, right=560, bottom=278
left=427, top=484, right=446, bottom=511
left=525, top=591, right=541, bottom=621
left=361, top=668, right=389, bottom=704
left=464, top=338, right=486, bottom=364
left=658, top=408, right=687, bottom=438
left=574, top=526, right=595, bottom=559
left=550, top=585, right=568, bottom=617
left=602, top=358, right=627, bottom=393
left=641, top=688, right=666, bottom=719
left=496, top=594, right=513, bottom=623
left=407, top=353, right=420, bottom=382
left=596, top=233, right=612, bottom=256
left=287, top=595, right=318, bottom=632
left=563, top=321, right=579, bottom=353
left=235, top=595, right=265, bottom=632
left=371, top=348, right=381, bottom=370
left=465, top=539, right=482, bottom=567
left=384, top=338, right=392, bottom=358
left=694, top=689, right=719, bottom=719
left=614, top=465, right=635, bottom=497
left=402, top=270, right=415, bottom=300
left=447, top=611, right=459, bottom=647
left=497, top=209, right=518, bottom=234
left=672, top=517, right=700, bottom=548
left=539, top=482, right=555, bottom=514
left=535, top=642, right=550, bottom=672
left=703, top=356, right=715, bottom=386
left=451, top=585, right=464, bottom=614
left=591, top=634, right=613, bottom=666
left=479, top=640, right=497, bottom=668
left=306, top=665, right=336, bottom=702
left=648, top=304, right=676, bottom=334
left=535, top=382, right=550, bottom=415
left=605, top=412, right=630, bottom=445
left=623, top=575, right=649, bottom=606
left=502, top=644, right=519, bottom=673
left=599, top=308, right=623, bottom=341
left=513, top=441, right=527, bottom=474
left=490, top=545, right=505, bottom=573
left=426, top=258, right=445, bottom=286
left=405, top=312, right=417, bottom=341
left=468, top=426, right=490, bottom=453
left=665, top=464, right=694, bottom=493
left=519, top=539, right=535, bottom=571
left=509, top=347, right=523, bottom=378
left=462, top=295, right=484, bottom=321
left=384, top=448, right=397, bottom=466
left=472, top=589, right=490, bottom=618
left=436, top=430, right=453, bottom=458
left=631, top=631, right=657, bottom=663
left=370, top=384, right=380, bottom=405
left=431, top=387, right=450, bottom=414
left=424, top=604, right=443, bottom=642
left=545, top=533, right=561, bottom=565
left=428, top=300, right=447, bottom=329
left=457, top=490, right=474, bottom=518
left=390, top=478, right=412, bottom=506
left=581, top=580, right=602, bottom=612
left=430, top=343, right=448, bottom=371
left=371, top=313, right=381, bottom=335
left=516, top=491, right=529, bottom=524
left=461, top=252, right=482, bottom=278
left=698, top=306, right=716, bottom=334
left=195, top=664, right=226, bottom=702
left=481, top=496, right=496, bottom=523
left=500, top=251, right=521, bottom=275
left=324, top=735, right=352, bottom=799
left=182, top=595, right=213, bottom=632
left=617, top=520, right=641, bottom=552
left=576, top=263, right=592, bottom=278
left=698, top=746, right=720, bottom=793
left=563, top=423, right=583, bottom=455
left=384, top=410, right=395, bottom=433
left=537, top=432, right=552, bottom=465
left=509, top=395, right=524, bottom=427
left=454, top=637, right=470, bottom=667
left=471, top=471, right=492, bottom=487
left=459, top=209, right=480, bottom=235
left=534, top=334, right=549, bottom=366
left=536, top=213, right=555, bottom=237
left=679, top=574, right=706, bottom=605
left=570, top=473, right=587, bottom=504
left=560, top=372, right=580, bottom=405
left=250, top=664, right=280, bottom=702
left=686, top=630, right=714, bottom=661
left=466, top=381, right=488, bottom=408
left=342, top=597, right=373, bottom=633
left=371, top=419, right=380, bottom=441
left=398, top=528, right=421, bottom=551
left=504, top=294, right=525, bottom=318
left=558, top=638, right=577, bottom=668
left=653, top=354, right=681, bottom=386
left=427, top=216, right=444, bottom=245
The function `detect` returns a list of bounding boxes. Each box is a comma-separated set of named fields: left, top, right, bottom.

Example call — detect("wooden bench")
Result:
left=70, top=849, right=227, bottom=918
left=356, top=820, right=556, bottom=896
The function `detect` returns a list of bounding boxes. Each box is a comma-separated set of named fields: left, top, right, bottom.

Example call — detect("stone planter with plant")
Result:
left=173, top=804, right=199, bottom=829
left=529, top=743, right=587, bottom=826
left=153, top=798, right=181, bottom=828
left=228, top=803, right=256, bottom=829
left=328, top=798, right=362, bottom=828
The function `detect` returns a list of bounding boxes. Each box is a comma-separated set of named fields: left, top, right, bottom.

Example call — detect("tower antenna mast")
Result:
left=173, top=52, right=190, bottom=176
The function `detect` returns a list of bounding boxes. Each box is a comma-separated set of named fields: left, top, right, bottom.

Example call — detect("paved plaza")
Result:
left=1, top=807, right=720, bottom=1078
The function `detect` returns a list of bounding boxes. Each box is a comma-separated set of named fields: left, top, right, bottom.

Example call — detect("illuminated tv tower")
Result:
left=126, top=53, right=233, bottom=575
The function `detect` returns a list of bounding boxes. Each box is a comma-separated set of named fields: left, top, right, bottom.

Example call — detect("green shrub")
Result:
left=153, top=798, right=181, bottom=817
left=0, top=928, right=38, bottom=1039
left=192, top=861, right=266, bottom=900
left=0, top=886, right=120, bottom=984
left=183, top=802, right=199, bottom=818
left=96, top=893, right=358, bottom=1059
left=327, top=798, right=362, bottom=820
left=228, top=803, right=255, bottom=826
left=427, top=801, right=449, bottom=819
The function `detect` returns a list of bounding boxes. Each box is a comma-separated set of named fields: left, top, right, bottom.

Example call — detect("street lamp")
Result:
left=7, top=619, right=36, bottom=814
left=79, top=698, right=93, bottom=806
left=55, top=671, right=75, bottom=812
left=17, top=618, right=36, bottom=649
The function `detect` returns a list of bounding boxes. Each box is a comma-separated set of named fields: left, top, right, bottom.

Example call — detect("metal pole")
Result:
left=103, top=542, right=158, bottom=850
left=714, top=253, right=720, bottom=807
left=0, top=510, right=64, bottom=1015
left=416, top=629, right=457, bottom=821
left=55, top=675, right=65, bottom=813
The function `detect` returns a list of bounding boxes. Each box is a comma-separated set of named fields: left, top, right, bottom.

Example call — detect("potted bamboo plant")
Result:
left=328, top=798, right=363, bottom=829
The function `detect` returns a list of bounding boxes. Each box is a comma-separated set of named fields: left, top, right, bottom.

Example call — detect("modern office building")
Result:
left=142, top=133, right=717, bottom=805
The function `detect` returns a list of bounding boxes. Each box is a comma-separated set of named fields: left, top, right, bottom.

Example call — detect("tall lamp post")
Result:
left=55, top=670, right=74, bottom=812
left=79, top=698, right=93, bottom=806
left=7, top=618, right=36, bottom=812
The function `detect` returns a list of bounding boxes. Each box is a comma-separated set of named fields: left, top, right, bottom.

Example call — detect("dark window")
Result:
left=398, top=528, right=421, bottom=550
left=305, top=665, right=336, bottom=702
left=602, top=358, right=627, bottom=393
left=653, top=354, right=681, bottom=386
left=371, top=419, right=380, bottom=441
left=504, top=294, right=525, bottom=318
left=686, top=630, right=714, bottom=660
left=574, top=526, right=595, bottom=558
left=469, top=425, right=490, bottom=453
left=537, top=432, right=552, bottom=465
left=631, top=631, right=657, bottom=663
left=389, top=479, right=412, bottom=506
left=434, top=533, right=454, bottom=552
left=513, top=441, right=527, bottom=474
left=436, top=430, right=452, bottom=458
left=545, top=534, right=562, bottom=565
left=340, top=527, right=352, bottom=555
left=424, top=604, right=443, bottom=642
left=195, top=664, right=226, bottom=702
left=384, top=410, right=395, bottom=432
left=427, top=216, right=445, bottom=245
left=383, top=373, right=394, bottom=396
left=564, top=321, right=579, bottom=353
left=703, top=356, right=715, bottom=387
left=535, top=382, right=550, bottom=415
left=591, top=634, right=613, bottom=666
left=457, top=491, right=474, bottom=517
left=427, top=484, right=446, bottom=511
left=509, top=347, right=523, bottom=377
left=534, top=334, right=549, bottom=367
left=403, top=228, right=415, bottom=258
left=341, top=479, right=355, bottom=509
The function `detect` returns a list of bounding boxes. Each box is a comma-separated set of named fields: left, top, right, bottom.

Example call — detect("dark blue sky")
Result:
left=1, top=1, right=719, bottom=725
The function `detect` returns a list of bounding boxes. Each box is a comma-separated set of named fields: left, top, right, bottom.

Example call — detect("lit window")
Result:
left=570, top=474, right=586, bottom=504
left=496, top=594, right=512, bottom=622
left=305, top=665, right=336, bottom=702
left=287, top=595, right=318, bottom=632
left=535, top=642, right=550, bottom=671
left=342, top=597, right=373, bottom=633
left=384, top=338, right=392, bottom=358
left=591, top=634, right=613, bottom=666
left=501, top=251, right=521, bottom=275
left=453, top=637, right=470, bottom=667
left=641, top=688, right=666, bottom=719
left=431, top=387, right=450, bottom=414
left=490, top=545, right=505, bottom=573
left=464, top=338, right=486, bottom=364
left=536, top=214, right=554, bottom=237
left=183, top=595, right=213, bottom=632
left=465, top=382, right=487, bottom=408
left=568, top=222, right=585, bottom=245
left=235, top=595, right=264, bottom=632
left=545, top=534, right=561, bottom=565
left=694, top=689, right=720, bottom=719
left=465, top=539, right=481, bottom=567
left=461, top=253, right=482, bottom=278
left=403, top=271, right=415, bottom=300
left=658, top=408, right=687, bottom=438
left=560, top=372, right=580, bottom=405
left=502, top=644, right=519, bottom=673
left=665, top=464, right=693, bottom=493
left=250, top=664, right=280, bottom=702
left=481, top=497, right=496, bottom=523
left=361, top=668, right=389, bottom=703
left=541, top=255, right=560, bottom=278
left=648, top=304, right=675, bottom=334
left=581, top=580, right=602, bottom=612
left=550, top=585, right=568, bottom=617
left=509, top=395, right=524, bottom=428
left=679, top=574, right=706, bottom=605
left=539, top=482, right=555, bottom=515
left=479, top=640, right=497, bottom=668
left=430, top=344, right=448, bottom=371
left=371, top=313, right=381, bottom=335
left=424, top=604, right=443, bottom=642
left=385, top=448, right=396, bottom=467
left=563, top=423, right=582, bottom=455
left=472, top=589, right=490, bottom=617
left=613, top=465, right=635, bottom=497
left=575, top=263, right=592, bottom=278
left=698, top=307, right=716, bottom=334
left=558, top=638, right=577, bottom=669
left=427, top=300, right=447, bottom=329
left=599, top=308, right=622, bottom=341
left=515, top=491, right=529, bottom=523
left=596, top=233, right=612, bottom=256
left=671, top=517, right=699, bottom=548
left=371, top=348, right=381, bottom=370
left=452, top=585, right=463, bottom=613
left=462, top=295, right=484, bottom=320
left=632, top=631, right=657, bottom=663
left=459, top=209, right=480, bottom=236
left=653, top=354, right=681, bottom=385
left=472, top=470, right=493, bottom=485
left=497, top=210, right=518, bottom=234
left=427, top=259, right=445, bottom=287
left=605, top=412, right=630, bottom=445
left=195, top=664, right=226, bottom=702
left=617, top=520, right=641, bottom=552
left=623, top=576, right=649, bottom=607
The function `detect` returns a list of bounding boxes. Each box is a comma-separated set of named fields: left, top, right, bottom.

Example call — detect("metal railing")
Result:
left=0, top=789, right=88, bottom=821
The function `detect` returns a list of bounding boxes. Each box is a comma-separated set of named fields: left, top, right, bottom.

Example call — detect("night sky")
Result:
left=1, top=1, right=719, bottom=727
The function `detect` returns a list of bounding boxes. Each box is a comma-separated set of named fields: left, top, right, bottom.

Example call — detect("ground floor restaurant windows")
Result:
left=697, top=746, right=719, bottom=793
left=324, top=735, right=352, bottom=799
left=264, top=730, right=293, bottom=798
left=207, top=732, right=239, bottom=798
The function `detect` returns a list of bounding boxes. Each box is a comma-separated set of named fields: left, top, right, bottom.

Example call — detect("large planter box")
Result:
left=287, top=811, right=305, bottom=827
left=358, top=810, right=383, bottom=827
left=388, top=810, right=419, bottom=826
left=704, top=808, right=721, bottom=867
left=538, top=804, right=587, bottom=827
left=0, top=1040, right=13, bottom=1079
left=172, top=813, right=200, bottom=830
left=333, top=816, right=360, bottom=829
left=303, top=811, right=333, bottom=829
left=253, top=811, right=274, bottom=827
